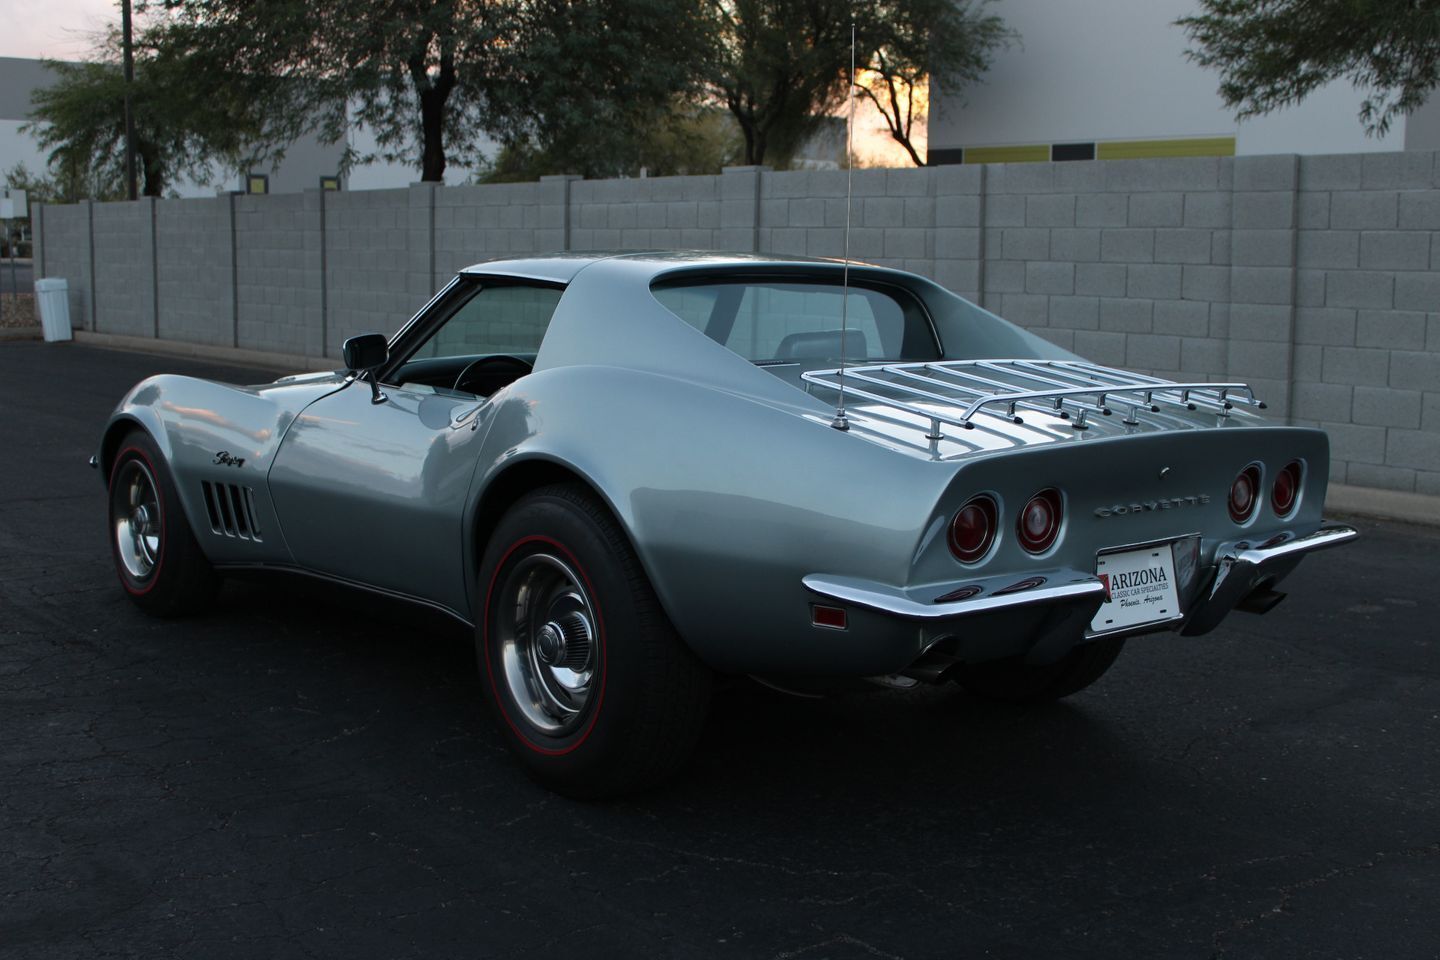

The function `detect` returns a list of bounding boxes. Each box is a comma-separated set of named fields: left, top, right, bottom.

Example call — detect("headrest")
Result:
left=773, top=329, right=871, bottom=360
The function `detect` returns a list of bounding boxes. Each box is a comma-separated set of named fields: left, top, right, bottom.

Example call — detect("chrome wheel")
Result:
left=495, top=551, right=597, bottom=736
left=112, top=458, right=162, bottom=581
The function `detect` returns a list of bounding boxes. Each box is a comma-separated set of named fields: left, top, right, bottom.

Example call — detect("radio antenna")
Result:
left=831, top=22, right=857, bottom=432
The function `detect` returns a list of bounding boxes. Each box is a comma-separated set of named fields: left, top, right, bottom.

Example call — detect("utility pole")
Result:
left=122, top=0, right=137, bottom=200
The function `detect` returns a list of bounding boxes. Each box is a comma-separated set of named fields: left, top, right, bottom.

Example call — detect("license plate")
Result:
left=1090, top=543, right=1182, bottom=634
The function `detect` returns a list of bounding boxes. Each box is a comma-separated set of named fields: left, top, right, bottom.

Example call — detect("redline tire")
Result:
left=952, top=637, right=1127, bottom=704
left=107, top=430, right=220, bottom=617
left=477, top=483, right=711, bottom=798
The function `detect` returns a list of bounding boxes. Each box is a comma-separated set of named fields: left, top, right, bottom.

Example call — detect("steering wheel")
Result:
left=453, top=354, right=534, bottom=396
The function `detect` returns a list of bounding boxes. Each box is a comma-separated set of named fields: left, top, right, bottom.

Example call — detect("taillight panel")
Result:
left=1271, top=460, right=1302, bottom=517
left=1016, top=488, right=1063, bottom=554
left=949, top=494, right=999, bottom=564
left=1229, top=464, right=1262, bottom=524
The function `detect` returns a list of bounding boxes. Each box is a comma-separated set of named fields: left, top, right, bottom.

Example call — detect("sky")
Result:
left=0, top=0, right=118, bottom=60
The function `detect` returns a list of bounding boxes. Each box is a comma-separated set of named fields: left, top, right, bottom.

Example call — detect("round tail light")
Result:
left=949, top=495, right=998, bottom=564
left=1229, top=465, right=1262, bottom=523
left=1017, top=488, right=1063, bottom=554
left=1271, top=460, right=1302, bottom=517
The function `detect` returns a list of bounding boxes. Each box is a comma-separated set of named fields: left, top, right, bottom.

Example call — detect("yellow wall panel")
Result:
left=963, top=144, right=1052, bottom=165
left=1096, top=137, right=1236, bottom=160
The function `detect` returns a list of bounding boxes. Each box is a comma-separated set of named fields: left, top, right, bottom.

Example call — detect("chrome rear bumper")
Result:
left=803, top=521, right=1359, bottom=668
left=804, top=569, right=1108, bottom=666
left=1180, top=522, right=1359, bottom=635
left=801, top=572, right=1106, bottom=621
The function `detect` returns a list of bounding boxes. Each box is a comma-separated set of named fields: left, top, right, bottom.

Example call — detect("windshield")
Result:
left=652, top=279, right=941, bottom=363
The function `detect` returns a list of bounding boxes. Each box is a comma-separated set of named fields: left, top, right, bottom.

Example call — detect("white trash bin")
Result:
left=34, top=278, right=71, bottom=342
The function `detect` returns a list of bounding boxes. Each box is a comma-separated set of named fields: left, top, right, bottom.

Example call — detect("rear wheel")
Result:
left=952, top=637, right=1126, bottom=704
left=107, top=430, right=220, bottom=616
left=477, top=483, right=711, bottom=798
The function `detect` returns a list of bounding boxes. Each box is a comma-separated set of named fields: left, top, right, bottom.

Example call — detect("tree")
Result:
left=858, top=0, right=1011, bottom=166
left=702, top=0, right=1013, bottom=168
left=702, top=0, right=854, bottom=167
left=4, top=162, right=121, bottom=211
left=1179, top=0, right=1440, bottom=136
left=24, top=33, right=274, bottom=198
left=480, top=0, right=718, bottom=179
left=479, top=105, right=742, bottom=181
left=143, top=0, right=504, bottom=183
left=146, top=0, right=709, bottom=183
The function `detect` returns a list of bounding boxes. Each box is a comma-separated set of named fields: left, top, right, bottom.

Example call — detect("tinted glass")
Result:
left=409, top=284, right=563, bottom=360
left=652, top=280, right=939, bottom=362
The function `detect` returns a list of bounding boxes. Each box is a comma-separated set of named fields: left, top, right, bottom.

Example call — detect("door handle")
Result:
left=450, top=402, right=484, bottom=430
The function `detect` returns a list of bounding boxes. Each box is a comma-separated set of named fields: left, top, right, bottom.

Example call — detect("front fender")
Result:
left=97, top=373, right=349, bottom=564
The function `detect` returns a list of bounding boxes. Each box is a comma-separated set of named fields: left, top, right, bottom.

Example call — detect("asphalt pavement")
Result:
left=2, top=340, right=1437, bottom=959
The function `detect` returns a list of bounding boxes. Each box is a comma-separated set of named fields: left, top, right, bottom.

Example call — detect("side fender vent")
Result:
left=201, top=481, right=263, bottom=542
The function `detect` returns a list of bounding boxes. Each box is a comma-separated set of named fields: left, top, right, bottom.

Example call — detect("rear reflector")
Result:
left=934, top=584, right=984, bottom=603
left=994, top=576, right=1048, bottom=596
left=812, top=605, right=847, bottom=630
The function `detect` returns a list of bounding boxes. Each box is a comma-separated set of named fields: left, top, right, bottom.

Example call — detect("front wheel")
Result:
left=477, top=483, right=711, bottom=798
left=107, top=429, right=220, bottom=616
left=951, top=637, right=1127, bottom=704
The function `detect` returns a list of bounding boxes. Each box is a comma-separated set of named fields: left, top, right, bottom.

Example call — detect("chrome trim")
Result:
left=802, top=359, right=1264, bottom=443
left=1182, top=522, right=1358, bottom=635
left=450, top=402, right=485, bottom=428
left=803, top=572, right=1106, bottom=621
left=1094, top=531, right=1203, bottom=556
left=112, top=458, right=161, bottom=581
left=492, top=552, right=597, bottom=736
left=383, top=274, right=465, bottom=353
left=1229, top=522, right=1358, bottom=568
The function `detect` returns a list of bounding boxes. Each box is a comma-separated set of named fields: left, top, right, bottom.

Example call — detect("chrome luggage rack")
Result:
left=802, top=359, right=1266, bottom=440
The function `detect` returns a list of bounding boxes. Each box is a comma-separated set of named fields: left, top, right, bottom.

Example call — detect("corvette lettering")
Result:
left=1093, top=494, right=1209, bottom=518
left=213, top=451, right=246, bottom=468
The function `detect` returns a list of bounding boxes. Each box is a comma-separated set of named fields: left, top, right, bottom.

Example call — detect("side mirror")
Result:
left=342, top=333, right=390, bottom=404
left=342, top=333, right=388, bottom=371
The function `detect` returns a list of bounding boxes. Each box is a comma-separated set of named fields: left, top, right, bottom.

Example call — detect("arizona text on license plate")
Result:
left=1090, top=543, right=1182, bottom=634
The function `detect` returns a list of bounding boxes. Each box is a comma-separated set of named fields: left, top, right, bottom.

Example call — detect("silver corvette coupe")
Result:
left=97, top=251, right=1357, bottom=796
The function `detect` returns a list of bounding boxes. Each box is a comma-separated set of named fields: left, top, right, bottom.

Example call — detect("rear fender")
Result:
left=464, top=365, right=954, bottom=672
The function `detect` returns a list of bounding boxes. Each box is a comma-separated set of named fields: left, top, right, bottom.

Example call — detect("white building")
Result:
left=0, top=56, right=359, bottom=196
left=928, top=0, right=1440, bottom=164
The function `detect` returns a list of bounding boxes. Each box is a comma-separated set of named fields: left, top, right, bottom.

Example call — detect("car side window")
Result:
left=652, top=280, right=939, bottom=363
left=408, top=284, right=563, bottom=360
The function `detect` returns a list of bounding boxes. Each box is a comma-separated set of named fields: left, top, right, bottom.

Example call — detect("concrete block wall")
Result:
left=970, top=158, right=1243, bottom=399
left=757, top=167, right=948, bottom=281
left=234, top=192, right=324, bottom=356
left=155, top=197, right=235, bottom=347
left=34, top=201, right=92, bottom=329
left=30, top=152, right=1440, bottom=496
left=91, top=199, right=157, bottom=338
left=1290, top=152, right=1440, bottom=494
left=325, top=187, right=413, bottom=350
left=434, top=179, right=567, bottom=282
left=570, top=173, right=730, bottom=252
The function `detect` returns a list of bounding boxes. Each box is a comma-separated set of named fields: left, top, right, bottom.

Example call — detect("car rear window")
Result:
left=652, top=279, right=940, bottom=363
